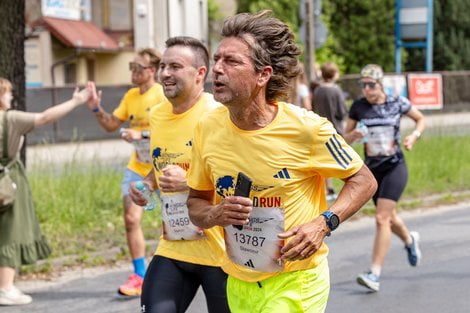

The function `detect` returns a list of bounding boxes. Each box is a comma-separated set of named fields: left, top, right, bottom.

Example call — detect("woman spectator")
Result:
left=0, top=78, right=91, bottom=305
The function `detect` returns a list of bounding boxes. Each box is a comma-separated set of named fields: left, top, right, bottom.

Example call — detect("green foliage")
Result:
left=28, top=160, right=161, bottom=258
left=322, top=0, right=395, bottom=74
left=406, top=0, right=470, bottom=71
left=208, top=0, right=223, bottom=22
left=236, top=0, right=301, bottom=36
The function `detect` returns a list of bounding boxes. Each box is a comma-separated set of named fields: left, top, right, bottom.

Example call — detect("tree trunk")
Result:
left=0, top=0, right=26, bottom=163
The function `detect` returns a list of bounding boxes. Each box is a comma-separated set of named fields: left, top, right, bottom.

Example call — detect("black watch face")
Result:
left=330, top=214, right=340, bottom=230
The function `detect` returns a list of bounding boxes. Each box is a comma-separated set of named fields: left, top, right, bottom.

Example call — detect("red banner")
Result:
left=407, top=74, right=443, bottom=109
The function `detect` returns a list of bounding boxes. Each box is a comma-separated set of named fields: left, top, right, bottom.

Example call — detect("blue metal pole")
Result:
left=395, top=0, right=401, bottom=73
left=426, top=0, right=433, bottom=72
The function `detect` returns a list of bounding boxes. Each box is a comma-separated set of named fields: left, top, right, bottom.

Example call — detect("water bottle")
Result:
left=357, top=120, right=368, bottom=144
left=135, top=181, right=159, bottom=211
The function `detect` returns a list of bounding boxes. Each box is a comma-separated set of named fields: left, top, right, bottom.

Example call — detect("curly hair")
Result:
left=221, top=10, right=301, bottom=101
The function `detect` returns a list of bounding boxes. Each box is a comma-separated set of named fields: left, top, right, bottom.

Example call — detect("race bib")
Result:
left=133, top=139, right=151, bottom=164
left=366, top=126, right=396, bottom=157
left=224, top=207, right=285, bottom=273
left=161, top=192, right=206, bottom=241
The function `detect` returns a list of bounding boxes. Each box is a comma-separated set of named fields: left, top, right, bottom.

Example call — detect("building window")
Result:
left=86, top=58, right=95, bottom=81
left=64, top=62, right=77, bottom=85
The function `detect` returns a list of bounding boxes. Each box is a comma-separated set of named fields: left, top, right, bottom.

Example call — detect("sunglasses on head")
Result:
left=359, top=81, right=377, bottom=89
left=129, top=62, right=151, bottom=72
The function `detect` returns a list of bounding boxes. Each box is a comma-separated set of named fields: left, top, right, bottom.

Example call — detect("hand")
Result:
left=87, top=81, right=102, bottom=111
left=129, top=180, right=155, bottom=206
left=403, top=134, right=417, bottom=151
left=120, top=128, right=142, bottom=142
left=158, top=165, right=188, bottom=193
left=277, top=217, right=330, bottom=261
left=72, top=86, right=91, bottom=105
left=206, top=196, right=252, bottom=227
left=350, top=129, right=366, bottom=143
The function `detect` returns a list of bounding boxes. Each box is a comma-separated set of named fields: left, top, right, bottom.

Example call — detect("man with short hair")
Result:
left=128, top=36, right=229, bottom=313
left=87, top=48, right=166, bottom=296
left=187, top=11, right=377, bottom=313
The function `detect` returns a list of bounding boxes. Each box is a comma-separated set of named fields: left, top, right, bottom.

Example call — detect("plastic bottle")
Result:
left=357, top=120, right=369, bottom=144
left=135, top=181, right=159, bottom=211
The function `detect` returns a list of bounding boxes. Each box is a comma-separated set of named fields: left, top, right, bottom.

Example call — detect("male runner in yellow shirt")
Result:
left=187, top=11, right=377, bottom=313
left=87, top=48, right=165, bottom=296
left=128, top=37, right=229, bottom=313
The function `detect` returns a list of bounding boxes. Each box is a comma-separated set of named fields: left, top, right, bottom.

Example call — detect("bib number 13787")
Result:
left=233, top=233, right=266, bottom=247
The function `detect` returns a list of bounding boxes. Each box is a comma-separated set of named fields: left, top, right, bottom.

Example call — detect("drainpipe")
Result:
left=50, top=52, right=79, bottom=141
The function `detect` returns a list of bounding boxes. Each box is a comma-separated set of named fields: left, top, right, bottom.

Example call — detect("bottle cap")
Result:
left=135, top=181, right=145, bottom=190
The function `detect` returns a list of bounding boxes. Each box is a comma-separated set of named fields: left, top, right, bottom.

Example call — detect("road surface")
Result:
left=4, top=202, right=470, bottom=313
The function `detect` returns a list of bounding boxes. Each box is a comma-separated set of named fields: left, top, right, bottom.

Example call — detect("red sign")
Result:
left=407, top=74, right=443, bottom=109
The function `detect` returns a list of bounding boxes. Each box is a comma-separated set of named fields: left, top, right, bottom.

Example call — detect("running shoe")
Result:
left=0, top=286, right=32, bottom=306
left=405, top=231, right=422, bottom=266
left=356, top=271, right=380, bottom=292
left=118, top=274, right=144, bottom=296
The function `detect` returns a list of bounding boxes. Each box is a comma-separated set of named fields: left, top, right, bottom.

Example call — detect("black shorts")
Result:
left=371, top=161, right=408, bottom=204
left=141, top=255, right=230, bottom=313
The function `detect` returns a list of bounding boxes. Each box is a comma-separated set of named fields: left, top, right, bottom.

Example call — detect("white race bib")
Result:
left=224, top=207, right=284, bottom=273
left=366, top=126, right=396, bottom=156
left=133, top=139, right=151, bottom=164
left=161, top=192, right=206, bottom=241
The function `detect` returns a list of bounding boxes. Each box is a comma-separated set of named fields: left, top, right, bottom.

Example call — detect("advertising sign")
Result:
left=383, top=75, right=407, bottom=97
left=407, top=73, right=443, bottom=109
left=42, top=0, right=81, bottom=20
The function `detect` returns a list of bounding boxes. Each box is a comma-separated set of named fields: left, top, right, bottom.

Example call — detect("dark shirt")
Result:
left=349, top=95, right=411, bottom=170
left=313, top=84, right=347, bottom=135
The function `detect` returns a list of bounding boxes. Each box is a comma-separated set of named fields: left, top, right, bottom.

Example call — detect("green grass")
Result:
left=28, top=159, right=161, bottom=259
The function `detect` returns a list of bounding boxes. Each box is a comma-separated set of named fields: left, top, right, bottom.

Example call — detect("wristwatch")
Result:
left=141, top=130, right=150, bottom=139
left=320, top=211, right=340, bottom=233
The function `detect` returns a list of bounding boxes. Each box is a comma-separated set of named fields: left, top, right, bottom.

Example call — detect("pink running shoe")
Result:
left=118, top=274, right=144, bottom=296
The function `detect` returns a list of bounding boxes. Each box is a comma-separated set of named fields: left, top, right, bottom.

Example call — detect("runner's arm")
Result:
left=342, top=118, right=364, bottom=144
left=403, top=107, right=426, bottom=150
left=278, top=165, right=377, bottom=261
left=128, top=169, right=157, bottom=206
left=188, top=188, right=253, bottom=229
left=86, top=81, right=124, bottom=132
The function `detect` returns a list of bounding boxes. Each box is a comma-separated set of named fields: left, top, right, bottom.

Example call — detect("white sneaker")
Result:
left=0, top=286, right=33, bottom=306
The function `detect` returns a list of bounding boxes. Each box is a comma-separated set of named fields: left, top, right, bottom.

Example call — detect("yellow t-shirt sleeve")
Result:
left=112, top=91, right=130, bottom=121
left=310, top=117, right=363, bottom=178
left=187, top=121, right=214, bottom=191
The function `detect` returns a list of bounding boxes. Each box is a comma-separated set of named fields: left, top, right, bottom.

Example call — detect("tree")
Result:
left=405, top=0, right=470, bottom=71
left=322, top=0, right=395, bottom=74
left=0, top=0, right=26, bottom=162
left=0, top=0, right=26, bottom=111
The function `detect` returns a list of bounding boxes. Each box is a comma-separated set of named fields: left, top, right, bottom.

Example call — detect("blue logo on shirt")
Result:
left=216, top=175, right=235, bottom=198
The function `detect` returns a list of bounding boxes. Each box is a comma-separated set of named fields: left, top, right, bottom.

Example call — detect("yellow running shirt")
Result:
left=150, top=93, right=227, bottom=266
left=188, top=101, right=364, bottom=282
left=113, top=84, right=166, bottom=176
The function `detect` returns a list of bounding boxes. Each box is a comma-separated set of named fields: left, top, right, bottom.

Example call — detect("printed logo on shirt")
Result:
left=151, top=147, right=183, bottom=171
left=216, top=175, right=236, bottom=198
left=244, top=259, right=255, bottom=268
left=325, top=134, right=353, bottom=169
left=273, top=168, right=291, bottom=179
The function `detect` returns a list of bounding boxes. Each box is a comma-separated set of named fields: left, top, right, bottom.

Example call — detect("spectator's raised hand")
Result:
left=72, top=86, right=91, bottom=106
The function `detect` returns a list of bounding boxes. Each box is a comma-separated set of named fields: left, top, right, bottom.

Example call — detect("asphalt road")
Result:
left=3, top=202, right=469, bottom=313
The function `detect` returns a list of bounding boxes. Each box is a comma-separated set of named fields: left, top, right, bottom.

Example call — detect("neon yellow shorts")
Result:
left=227, top=259, right=330, bottom=313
